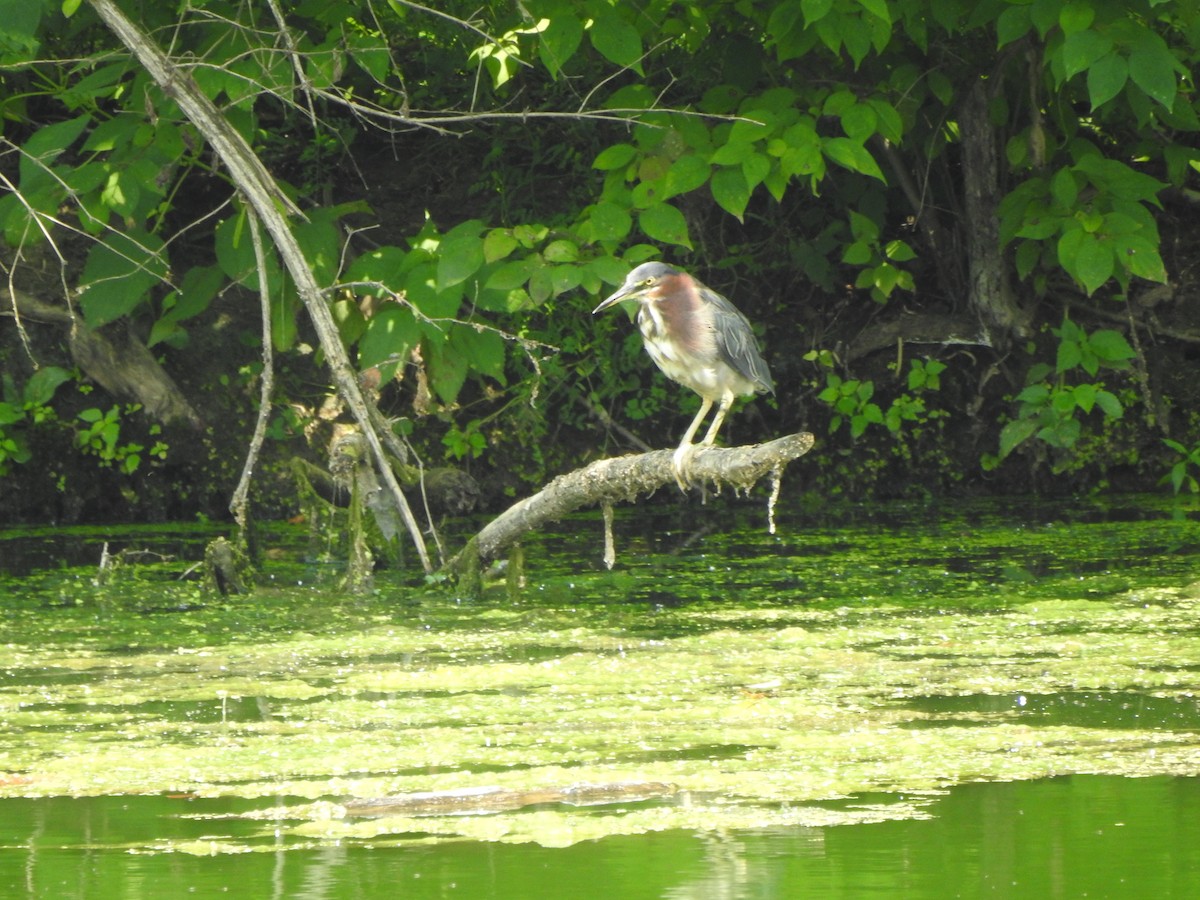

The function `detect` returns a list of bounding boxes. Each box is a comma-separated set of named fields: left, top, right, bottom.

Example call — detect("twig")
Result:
left=228, top=208, right=276, bottom=530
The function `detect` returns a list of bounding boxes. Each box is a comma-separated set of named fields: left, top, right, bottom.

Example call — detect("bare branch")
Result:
left=88, top=0, right=435, bottom=573
left=229, top=209, right=277, bottom=529
left=450, top=433, right=816, bottom=570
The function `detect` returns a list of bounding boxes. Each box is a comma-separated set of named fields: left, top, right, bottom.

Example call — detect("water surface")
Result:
left=1, top=495, right=1199, bottom=896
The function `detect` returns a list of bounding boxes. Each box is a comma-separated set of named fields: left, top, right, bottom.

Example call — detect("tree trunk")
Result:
left=959, top=79, right=1029, bottom=344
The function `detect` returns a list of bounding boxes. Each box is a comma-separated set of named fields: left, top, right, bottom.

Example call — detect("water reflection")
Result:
left=1, top=776, right=1198, bottom=898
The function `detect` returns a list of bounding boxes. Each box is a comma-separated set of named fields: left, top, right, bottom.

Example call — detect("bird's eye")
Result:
left=641, top=278, right=655, bottom=286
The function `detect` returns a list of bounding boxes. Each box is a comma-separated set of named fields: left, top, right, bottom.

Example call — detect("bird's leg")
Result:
left=672, top=398, right=712, bottom=489
left=700, top=392, right=735, bottom=446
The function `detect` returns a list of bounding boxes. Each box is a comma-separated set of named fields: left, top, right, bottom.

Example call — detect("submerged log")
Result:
left=451, top=431, right=815, bottom=570
left=342, top=781, right=679, bottom=817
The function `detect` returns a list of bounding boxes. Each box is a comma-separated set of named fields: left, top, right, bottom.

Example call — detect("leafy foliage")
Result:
left=0, top=0, right=1197, bottom=513
left=987, top=317, right=1137, bottom=470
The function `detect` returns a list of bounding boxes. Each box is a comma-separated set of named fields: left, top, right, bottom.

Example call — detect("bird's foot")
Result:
left=672, top=443, right=700, bottom=490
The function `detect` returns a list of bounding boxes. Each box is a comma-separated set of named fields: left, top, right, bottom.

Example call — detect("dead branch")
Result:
left=452, top=432, right=815, bottom=570
left=3, top=287, right=201, bottom=427
left=89, top=0, right=433, bottom=572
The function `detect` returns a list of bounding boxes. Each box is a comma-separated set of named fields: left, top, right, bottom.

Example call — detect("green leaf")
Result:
left=528, top=267, right=553, bottom=304
left=20, top=114, right=90, bottom=186
left=823, top=138, right=885, bottom=181
left=857, top=0, right=891, bottom=24
left=543, top=239, right=579, bottom=263
left=436, top=223, right=485, bottom=292
left=330, top=296, right=367, bottom=347
left=215, top=209, right=255, bottom=285
left=589, top=8, right=643, bottom=73
left=728, top=112, right=775, bottom=144
left=1114, top=234, right=1166, bottom=283
left=78, top=230, right=169, bottom=328
left=1030, top=0, right=1060, bottom=38
left=483, top=229, right=518, bottom=263
left=842, top=20, right=872, bottom=67
left=1056, top=227, right=1085, bottom=282
left=848, top=210, right=880, bottom=241
left=801, top=0, right=833, bottom=26
left=1072, top=382, right=1097, bottom=413
left=1038, top=416, right=1082, bottom=449
left=587, top=201, right=632, bottom=242
left=1074, top=234, right=1114, bottom=295
left=638, top=203, right=691, bottom=248
left=1061, top=29, right=1113, bottom=80
left=1058, top=2, right=1094, bottom=34
left=593, top=143, right=637, bottom=171
left=293, top=210, right=342, bottom=284
left=358, top=305, right=417, bottom=371
left=1127, top=27, right=1177, bottom=109
left=24, top=366, right=71, bottom=406
left=1016, top=384, right=1050, bottom=404
left=1015, top=240, right=1042, bottom=280
left=868, top=99, right=904, bottom=144
left=711, top=167, right=750, bottom=222
left=484, top=258, right=535, bottom=291
left=1056, top=336, right=1083, bottom=374
left=1075, top=157, right=1165, bottom=205
left=150, top=264, right=223, bottom=348
left=710, top=140, right=754, bottom=166
left=1086, top=53, right=1128, bottom=109
left=743, top=153, right=770, bottom=189
left=453, top=325, right=506, bottom=384
left=996, top=5, right=1031, bottom=48
left=840, top=104, right=878, bottom=141
left=344, top=246, right=410, bottom=292
left=662, top=154, right=711, bottom=199
left=1052, top=387, right=1079, bottom=415
left=1050, top=167, right=1078, bottom=209
left=1094, top=390, right=1123, bottom=417
left=550, top=265, right=582, bottom=297
left=999, top=417, right=1039, bottom=459
left=586, top=255, right=630, bottom=287
left=539, top=13, right=583, bottom=78
left=270, top=284, right=301, bottom=353
left=99, top=170, right=139, bottom=218
left=842, top=241, right=873, bottom=265
left=347, top=33, right=391, bottom=82
left=1087, top=329, right=1135, bottom=364
left=408, top=262, right=462, bottom=319
left=425, top=336, right=469, bottom=406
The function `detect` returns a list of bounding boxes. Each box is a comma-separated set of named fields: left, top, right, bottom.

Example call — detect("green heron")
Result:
left=593, top=261, right=774, bottom=487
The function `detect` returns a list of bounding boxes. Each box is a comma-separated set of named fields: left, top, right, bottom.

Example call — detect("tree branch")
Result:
left=88, top=0, right=434, bottom=572
left=450, top=433, right=815, bottom=570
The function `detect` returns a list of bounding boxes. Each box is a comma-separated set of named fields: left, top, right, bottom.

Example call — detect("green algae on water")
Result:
left=1, top=499, right=1199, bottom=851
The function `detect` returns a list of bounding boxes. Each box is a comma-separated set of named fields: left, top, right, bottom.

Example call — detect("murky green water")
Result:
left=2, top=776, right=1198, bottom=898
left=1, top=495, right=1199, bottom=897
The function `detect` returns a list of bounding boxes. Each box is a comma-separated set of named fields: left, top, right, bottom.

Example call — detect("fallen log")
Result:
left=451, top=431, right=815, bottom=571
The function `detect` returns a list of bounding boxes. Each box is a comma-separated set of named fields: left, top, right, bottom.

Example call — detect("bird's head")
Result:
left=592, top=262, right=684, bottom=314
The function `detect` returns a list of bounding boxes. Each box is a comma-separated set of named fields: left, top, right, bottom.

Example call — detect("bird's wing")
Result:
left=701, top=286, right=775, bottom=394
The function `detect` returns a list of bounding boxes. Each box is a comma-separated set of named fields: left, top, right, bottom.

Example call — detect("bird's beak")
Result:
left=592, top=280, right=639, bottom=315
